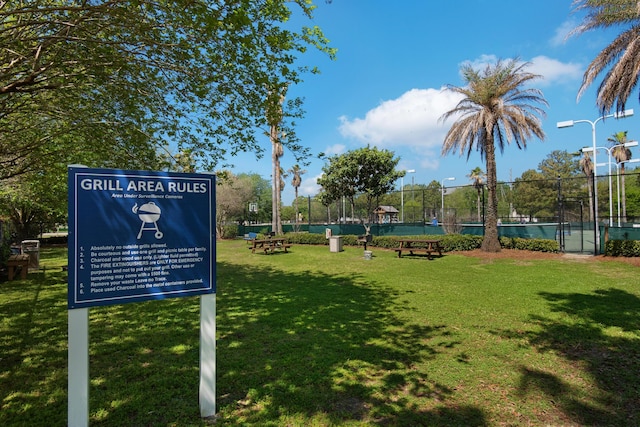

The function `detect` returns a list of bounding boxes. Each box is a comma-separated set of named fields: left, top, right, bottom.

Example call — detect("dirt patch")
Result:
left=452, top=249, right=640, bottom=266
left=452, top=249, right=562, bottom=261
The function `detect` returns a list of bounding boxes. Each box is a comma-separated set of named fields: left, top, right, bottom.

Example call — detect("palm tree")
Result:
left=440, top=58, right=548, bottom=252
left=607, top=130, right=633, bottom=223
left=573, top=0, right=640, bottom=113
left=288, top=164, right=306, bottom=225
left=579, top=151, right=595, bottom=222
left=267, top=84, right=287, bottom=235
left=467, top=167, right=486, bottom=222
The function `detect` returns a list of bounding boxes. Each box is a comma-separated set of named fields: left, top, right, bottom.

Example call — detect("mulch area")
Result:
left=453, top=249, right=640, bottom=267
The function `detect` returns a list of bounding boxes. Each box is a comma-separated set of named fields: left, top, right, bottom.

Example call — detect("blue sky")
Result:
left=228, top=0, right=640, bottom=204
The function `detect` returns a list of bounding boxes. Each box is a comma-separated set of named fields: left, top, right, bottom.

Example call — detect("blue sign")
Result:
left=68, top=167, right=216, bottom=308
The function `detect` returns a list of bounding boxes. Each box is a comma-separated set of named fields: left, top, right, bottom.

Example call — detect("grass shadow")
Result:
left=0, top=269, right=70, bottom=425
left=1, top=253, right=487, bottom=426
left=213, top=260, right=486, bottom=425
left=513, top=288, right=640, bottom=425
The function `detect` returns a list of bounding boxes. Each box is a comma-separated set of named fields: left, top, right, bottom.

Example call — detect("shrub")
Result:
left=221, top=224, right=238, bottom=239
left=371, top=235, right=400, bottom=249
left=440, top=234, right=483, bottom=251
left=273, top=232, right=558, bottom=254
left=340, top=235, right=358, bottom=246
left=286, top=232, right=328, bottom=245
left=41, top=235, right=68, bottom=245
left=0, top=241, right=10, bottom=266
left=500, top=237, right=559, bottom=252
left=605, top=239, right=640, bottom=257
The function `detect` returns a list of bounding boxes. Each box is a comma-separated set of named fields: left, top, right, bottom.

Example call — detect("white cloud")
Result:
left=300, top=173, right=323, bottom=196
left=550, top=19, right=578, bottom=47
left=460, top=54, right=499, bottom=73
left=338, top=87, right=462, bottom=150
left=460, top=54, right=583, bottom=86
left=323, top=143, right=346, bottom=156
left=528, top=55, right=583, bottom=86
left=418, top=154, right=442, bottom=171
left=334, top=54, right=582, bottom=174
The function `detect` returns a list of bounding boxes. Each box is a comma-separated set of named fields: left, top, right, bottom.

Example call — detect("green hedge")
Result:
left=605, top=239, right=640, bottom=257
left=279, top=233, right=559, bottom=254
left=499, top=237, right=560, bottom=253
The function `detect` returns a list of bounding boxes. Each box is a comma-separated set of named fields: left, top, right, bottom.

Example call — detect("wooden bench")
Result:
left=395, top=239, right=443, bottom=260
left=250, top=238, right=291, bottom=254
left=262, top=243, right=292, bottom=254
left=7, top=254, right=30, bottom=280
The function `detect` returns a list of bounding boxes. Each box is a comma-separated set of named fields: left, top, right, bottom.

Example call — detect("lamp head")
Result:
left=557, top=120, right=574, bottom=128
left=614, top=109, right=634, bottom=118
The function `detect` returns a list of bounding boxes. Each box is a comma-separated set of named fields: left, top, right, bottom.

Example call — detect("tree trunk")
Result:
left=267, top=86, right=286, bottom=235
left=476, top=189, right=481, bottom=222
left=271, top=124, right=283, bottom=235
left=350, top=198, right=355, bottom=223
left=294, top=187, right=299, bottom=224
left=481, top=138, right=501, bottom=252
left=586, top=174, right=594, bottom=222
left=621, top=164, right=627, bottom=223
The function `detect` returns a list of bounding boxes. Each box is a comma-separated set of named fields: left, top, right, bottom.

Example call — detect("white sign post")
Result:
left=68, top=308, right=89, bottom=427
left=67, top=167, right=216, bottom=425
left=199, top=293, right=216, bottom=417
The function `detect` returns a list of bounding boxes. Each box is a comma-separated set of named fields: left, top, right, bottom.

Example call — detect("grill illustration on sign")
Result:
left=132, top=202, right=164, bottom=239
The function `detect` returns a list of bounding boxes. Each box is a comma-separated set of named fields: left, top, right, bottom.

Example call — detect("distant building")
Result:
left=374, top=205, right=399, bottom=224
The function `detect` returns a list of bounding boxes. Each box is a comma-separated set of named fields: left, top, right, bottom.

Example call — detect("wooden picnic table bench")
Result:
left=7, top=254, right=30, bottom=280
left=249, top=238, right=291, bottom=254
left=394, top=239, right=443, bottom=259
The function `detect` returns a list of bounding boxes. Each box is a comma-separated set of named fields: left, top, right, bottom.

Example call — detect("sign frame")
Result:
left=67, top=167, right=215, bottom=308
left=67, top=167, right=217, bottom=425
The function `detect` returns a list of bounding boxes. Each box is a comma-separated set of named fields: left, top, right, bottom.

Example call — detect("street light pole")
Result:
left=441, top=177, right=455, bottom=222
left=401, top=169, right=415, bottom=223
left=411, top=175, right=415, bottom=222
left=614, top=141, right=638, bottom=226
left=557, top=108, right=634, bottom=253
left=583, top=140, right=638, bottom=227
left=613, top=157, right=640, bottom=226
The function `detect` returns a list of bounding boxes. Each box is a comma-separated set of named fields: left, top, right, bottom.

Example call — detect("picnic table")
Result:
left=7, top=254, right=29, bottom=280
left=394, top=239, right=443, bottom=259
left=249, top=238, right=291, bottom=254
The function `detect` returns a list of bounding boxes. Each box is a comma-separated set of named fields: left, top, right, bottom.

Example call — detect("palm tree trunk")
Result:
left=481, top=138, right=501, bottom=252
left=621, top=164, right=627, bottom=223
left=294, top=188, right=299, bottom=224
left=271, top=124, right=283, bottom=235
left=476, top=189, right=481, bottom=222
left=586, top=175, right=594, bottom=222
left=350, top=199, right=355, bottom=223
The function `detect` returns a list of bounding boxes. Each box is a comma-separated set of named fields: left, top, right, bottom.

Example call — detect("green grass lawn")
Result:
left=1, top=241, right=639, bottom=426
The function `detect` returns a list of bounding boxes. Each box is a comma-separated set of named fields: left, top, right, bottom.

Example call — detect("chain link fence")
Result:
left=306, top=172, right=640, bottom=225
left=240, top=171, right=640, bottom=254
